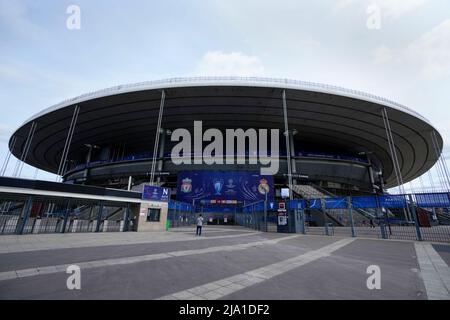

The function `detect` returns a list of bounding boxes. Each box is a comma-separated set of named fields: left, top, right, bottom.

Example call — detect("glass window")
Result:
left=146, top=208, right=160, bottom=222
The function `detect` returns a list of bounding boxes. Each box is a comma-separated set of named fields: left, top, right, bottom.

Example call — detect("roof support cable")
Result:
left=56, top=105, right=80, bottom=181
left=282, top=89, right=293, bottom=200
left=1, top=135, right=17, bottom=176
left=427, top=171, right=436, bottom=193
left=13, top=122, right=37, bottom=178
left=431, top=130, right=450, bottom=192
left=418, top=176, right=425, bottom=193
left=381, top=109, right=403, bottom=193
left=381, top=108, right=410, bottom=221
left=429, top=131, right=446, bottom=192
left=150, top=90, right=165, bottom=186
left=432, top=130, right=450, bottom=191
left=429, top=135, right=446, bottom=192
left=18, top=123, right=38, bottom=178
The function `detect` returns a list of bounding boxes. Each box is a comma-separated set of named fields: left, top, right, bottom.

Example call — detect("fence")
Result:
left=0, top=193, right=138, bottom=235
left=231, top=193, right=450, bottom=243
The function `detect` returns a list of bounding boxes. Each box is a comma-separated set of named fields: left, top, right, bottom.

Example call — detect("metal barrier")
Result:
left=232, top=193, right=450, bottom=243
left=0, top=193, right=138, bottom=235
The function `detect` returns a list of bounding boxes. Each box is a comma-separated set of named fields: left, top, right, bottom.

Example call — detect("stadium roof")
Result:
left=9, top=77, right=443, bottom=188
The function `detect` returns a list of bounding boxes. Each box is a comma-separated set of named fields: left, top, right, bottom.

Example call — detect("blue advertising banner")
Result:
left=325, top=197, right=348, bottom=209
left=176, top=171, right=274, bottom=205
left=378, top=195, right=407, bottom=208
left=288, top=200, right=306, bottom=210
left=415, top=193, right=450, bottom=208
left=142, top=185, right=171, bottom=202
left=309, top=199, right=322, bottom=209
left=352, top=196, right=377, bottom=209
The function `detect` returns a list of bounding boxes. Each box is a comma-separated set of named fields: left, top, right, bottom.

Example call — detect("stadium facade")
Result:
left=8, top=77, right=443, bottom=198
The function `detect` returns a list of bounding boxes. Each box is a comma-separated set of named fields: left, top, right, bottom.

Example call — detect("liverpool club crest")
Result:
left=181, top=178, right=192, bottom=193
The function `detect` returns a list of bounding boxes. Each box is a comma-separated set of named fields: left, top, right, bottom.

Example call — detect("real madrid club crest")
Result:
left=258, top=178, right=270, bottom=195
left=181, top=178, right=192, bottom=193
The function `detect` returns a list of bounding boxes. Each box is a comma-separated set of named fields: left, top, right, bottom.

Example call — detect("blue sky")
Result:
left=1, top=0, right=450, bottom=191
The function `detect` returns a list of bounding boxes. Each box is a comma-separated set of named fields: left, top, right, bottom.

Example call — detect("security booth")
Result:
left=136, top=185, right=170, bottom=232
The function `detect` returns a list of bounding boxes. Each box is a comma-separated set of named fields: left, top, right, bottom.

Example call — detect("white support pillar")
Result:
left=56, top=105, right=80, bottom=181
left=150, top=90, right=166, bottom=185
left=282, top=90, right=293, bottom=200
left=13, top=122, right=37, bottom=177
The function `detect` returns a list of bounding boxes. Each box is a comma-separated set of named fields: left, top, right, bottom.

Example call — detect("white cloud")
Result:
left=337, top=0, right=430, bottom=18
left=197, top=51, right=265, bottom=77
left=373, top=19, right=450, bottom=79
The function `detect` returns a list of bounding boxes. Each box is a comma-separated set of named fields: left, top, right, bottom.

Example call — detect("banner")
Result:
left=325, top=197, right=348, bottom=209
left=352, top=196, right=377, bottom=209
left=309, top=199, right=322, bottom=209
left=289, top=200, right=306, bottom=210
left=415, top=193, right=450, bottom=208
left=176, top=171, right=274, bottom=205
left=142, top=185, right=170, bottom=202
left=378, top=195, right=407, bottom=208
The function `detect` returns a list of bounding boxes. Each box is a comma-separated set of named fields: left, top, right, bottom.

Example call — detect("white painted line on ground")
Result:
left=0, top=234, right=300, bottom=282
left=157, top=238, right=356, bottom=300
left=415, top=243, right=450, bottom=300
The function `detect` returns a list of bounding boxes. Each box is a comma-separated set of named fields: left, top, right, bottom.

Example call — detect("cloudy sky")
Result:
left=0, top=0, right=449, bottom=191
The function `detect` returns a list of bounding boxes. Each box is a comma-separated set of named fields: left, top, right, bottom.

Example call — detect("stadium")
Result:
left=2, top=77, right=449, bottom=241
left=8, top=77, right=442, bottom=192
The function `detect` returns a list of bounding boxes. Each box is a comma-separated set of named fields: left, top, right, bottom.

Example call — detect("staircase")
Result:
left=292, top=184, right=373, bottom=226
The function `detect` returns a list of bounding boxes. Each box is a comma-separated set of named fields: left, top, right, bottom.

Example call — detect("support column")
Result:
left=61, top=199, right=71, bottom=234
left=82, top=144, right=93, bottom=184
left=13, top=122, right=37, bottom=177
left=17, top=196, right=33, bottom=235
left=95, top=202, right=103, bottom=233
left=381, top=108, right=410, bottom=221
left=289, top=130, right=298, bottom=185
left=56, top=105, right=80, bottom=181
left=282, top=90, right=293, bottom=200
left=1, top=136, right=17, bottom=176
left=408, top=194, right=422, bottom=241
left=150, top=90, right=166, bottom=185
left=347, top=197, right=356, bottom=237
left=156, top=128, right=166, bottom=184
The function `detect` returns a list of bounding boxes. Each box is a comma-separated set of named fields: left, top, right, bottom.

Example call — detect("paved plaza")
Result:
left=0, top=226, right=449, bottom=300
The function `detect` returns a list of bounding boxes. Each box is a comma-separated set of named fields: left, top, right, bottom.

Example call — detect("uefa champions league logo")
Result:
left=213, top=179, right=224, bottom=195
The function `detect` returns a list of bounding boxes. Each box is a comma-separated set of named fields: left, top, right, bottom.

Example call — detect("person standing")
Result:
left=196, top=214, right=204, bottom=236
